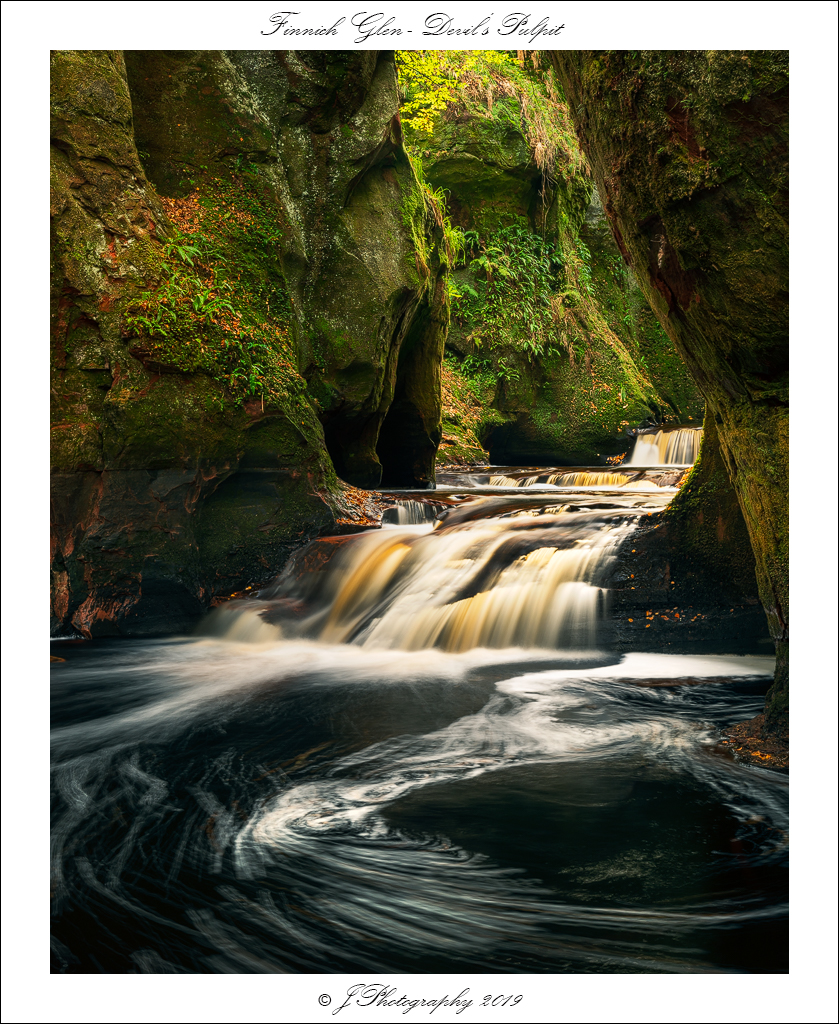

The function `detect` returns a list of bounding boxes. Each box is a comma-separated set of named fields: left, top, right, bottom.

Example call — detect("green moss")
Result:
left=51, top=50, right=141, bottom=172
left=122, top=170, right=299, bottom=412
left=124, top=51, right=277, bottom=197
left=403, top=51, right=702, bottom=464
left=442, top=215, right=688, bottom=462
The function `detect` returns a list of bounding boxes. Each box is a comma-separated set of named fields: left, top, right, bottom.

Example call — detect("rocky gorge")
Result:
left=50, top=48, right=787, bottom=736
left=49, top=48, right=791, bottom=977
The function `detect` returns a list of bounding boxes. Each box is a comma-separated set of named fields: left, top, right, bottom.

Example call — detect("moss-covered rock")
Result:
left=417, top=112, right=538, bottom=234
left=551, top=50, right=788, bottom=731
left=125, top=50, right=448, bottom=491
left=219, top=51, right=449, bottom=488
left=579, top=191, right=704, bottom=426
left=50, top=50, right=339, bottom=636
left=405, top=55, right=703, bottom=465
left=51, top=49, right=445, bottom=636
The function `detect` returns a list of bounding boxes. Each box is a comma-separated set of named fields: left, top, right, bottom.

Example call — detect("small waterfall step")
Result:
left=627, top=427, right=703, bottom=466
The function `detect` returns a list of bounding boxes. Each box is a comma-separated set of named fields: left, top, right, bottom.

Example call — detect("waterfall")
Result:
left=628, top=427, right=702, bottom=466
left=320, top=521, right=623, bottom=650
left=546, top=470, right=659, bottom=488
left=488, top=470, right=661, bottom=488
left=381, top=500, right=443, bottom=525
left=207, top=499, right=644, bottom=653
left=489, top=474, right=524, bottom=487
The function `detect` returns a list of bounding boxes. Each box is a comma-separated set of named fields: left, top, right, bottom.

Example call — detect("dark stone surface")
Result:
left=551, top=51, right=788, bottom=731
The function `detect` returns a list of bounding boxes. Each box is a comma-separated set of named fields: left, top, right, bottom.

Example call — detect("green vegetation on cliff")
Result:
left=125, top=49, right=449, bottom=491
left=396, top=49, right=583, bottom=187
left=50, top=49, right=446, bottom=636
left=396, top=50, right=703, bottom=466
left=124, top=176, right=299, bottom=410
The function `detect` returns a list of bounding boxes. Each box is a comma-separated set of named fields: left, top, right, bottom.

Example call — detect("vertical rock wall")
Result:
left=51, top=49, right=447, bottom=637
left=222, top=51, right=448, bottom=488
left=550, top=51, right=788, bottom=731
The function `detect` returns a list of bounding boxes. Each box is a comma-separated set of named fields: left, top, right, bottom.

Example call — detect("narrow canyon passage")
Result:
left=48, top=45, right=790, bottom=982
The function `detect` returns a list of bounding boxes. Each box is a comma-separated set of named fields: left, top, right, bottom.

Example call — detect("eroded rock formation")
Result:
left=51, top=49, right=446, bottom=636
left=550, top=51, right=788, bottom=731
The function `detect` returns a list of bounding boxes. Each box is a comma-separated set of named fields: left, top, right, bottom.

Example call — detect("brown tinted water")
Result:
left=51, top=468, right=786, bottom=974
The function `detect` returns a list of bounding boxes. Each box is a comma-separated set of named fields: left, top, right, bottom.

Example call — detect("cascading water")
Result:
left=51, top=466, right=786, bottom=975
left=479, top=468, right=680, bottom=489
left=628, top=426, right=703, bottom=466
left=210, top=499, right=634, bottom=652
left=380, top=499, right=445, bottom=525
left=546, top=470, right=660, bottom=488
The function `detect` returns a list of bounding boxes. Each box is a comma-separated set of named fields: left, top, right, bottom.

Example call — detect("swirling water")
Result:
left=51, top=481, right=787, bottom=974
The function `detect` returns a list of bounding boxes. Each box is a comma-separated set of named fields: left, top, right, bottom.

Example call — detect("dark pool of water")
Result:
left=51, top=636, right=786, bottom=974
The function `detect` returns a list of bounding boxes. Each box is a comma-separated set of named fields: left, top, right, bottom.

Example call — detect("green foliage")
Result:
left=400, top=49, right=706, bottom=465
left=574, top=240, right=594, bottom=295
left=458, top=352, right=521, bottom=389
left=395, top=51, right=461, bottom=137
left=396, top=49, right=586, bottom=181
left=124, top=172, right=299, bottom=410
left=453, top=224, right=563, bottom=359
left=402, top=152, right=465, bottom=275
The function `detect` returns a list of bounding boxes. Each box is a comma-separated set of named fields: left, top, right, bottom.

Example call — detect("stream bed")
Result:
left=50, top=469, right=787, bottom=974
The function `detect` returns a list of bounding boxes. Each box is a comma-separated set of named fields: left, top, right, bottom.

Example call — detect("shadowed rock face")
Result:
left=227, top=51, right=448, bottom=489
left=606, top=413, right=766, bottom=653
left=51, top=50, right=446, bottom=636
left=550, top=51, right=788, bottom=731
left=125, top=49, right=447, bottom=490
